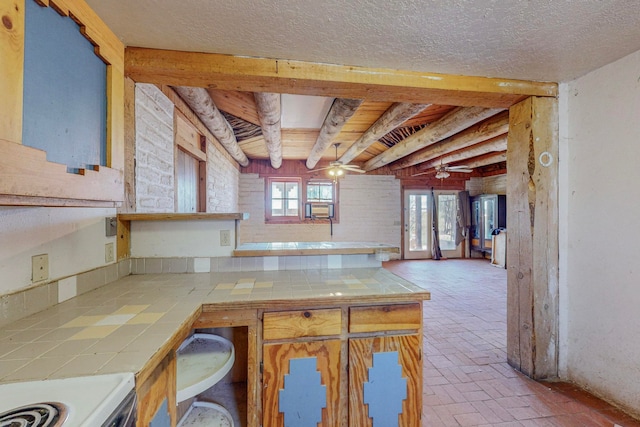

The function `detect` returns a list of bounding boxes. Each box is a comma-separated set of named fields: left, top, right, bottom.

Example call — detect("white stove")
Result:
left=0, top=373, right=135, bottom=427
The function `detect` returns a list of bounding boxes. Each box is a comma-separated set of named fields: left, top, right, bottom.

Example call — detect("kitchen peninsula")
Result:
left=0, top=267, right=429, bottom=426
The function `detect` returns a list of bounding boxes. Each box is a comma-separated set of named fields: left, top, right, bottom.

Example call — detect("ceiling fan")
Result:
left=412, top=162, right=473, bottom=178
left=308, top=143, right=365, bottom=177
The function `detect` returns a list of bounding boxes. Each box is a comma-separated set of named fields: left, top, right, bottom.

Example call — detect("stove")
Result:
left=0, top=402, right=67, bottom=427
left=0, top=373, right=135, bottom=427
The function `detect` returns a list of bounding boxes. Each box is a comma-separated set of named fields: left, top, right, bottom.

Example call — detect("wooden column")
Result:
left=506, top=96, right=559, bottom=379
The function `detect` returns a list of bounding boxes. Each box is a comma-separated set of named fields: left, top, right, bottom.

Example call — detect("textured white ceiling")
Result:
left=86, top=0, right=640, bottom=83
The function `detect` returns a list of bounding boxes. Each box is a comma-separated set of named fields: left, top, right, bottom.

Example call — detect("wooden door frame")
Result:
left=124, top=50, right=560, bottom=379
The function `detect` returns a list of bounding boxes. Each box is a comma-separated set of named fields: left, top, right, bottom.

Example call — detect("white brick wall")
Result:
left=207, top=142, right=240, bottom=212
left=135, top=84, right=175, bottom=212
left=238, top=174, right=401, bottom=249
left=134, top=84, right=240, bottom=213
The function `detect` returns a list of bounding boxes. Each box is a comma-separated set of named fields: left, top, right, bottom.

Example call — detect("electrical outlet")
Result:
left=32, top=254, right=49, bottom=282
left=220, top=230, right=231, bottom=246
left=105, top=242, right=115, bottom=263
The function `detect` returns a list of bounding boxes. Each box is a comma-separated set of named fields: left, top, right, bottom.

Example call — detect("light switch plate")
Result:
left=32, top=254, right=49, bottom=282
left=105, top=243, right=115, bottom=263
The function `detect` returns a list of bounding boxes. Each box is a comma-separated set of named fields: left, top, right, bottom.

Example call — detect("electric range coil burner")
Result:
left=0, top=402, right=68, bottom=427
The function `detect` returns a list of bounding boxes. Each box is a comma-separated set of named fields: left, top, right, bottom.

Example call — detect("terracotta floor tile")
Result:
left=384, top=259, right=640, bottom=427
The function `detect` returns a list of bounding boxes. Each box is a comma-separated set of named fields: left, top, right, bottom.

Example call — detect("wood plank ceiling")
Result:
left=176, top=87, right=509, bottom=181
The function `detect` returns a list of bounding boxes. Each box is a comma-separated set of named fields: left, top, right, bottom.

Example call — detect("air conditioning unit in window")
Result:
left=304, top=203, right=335, bottom=219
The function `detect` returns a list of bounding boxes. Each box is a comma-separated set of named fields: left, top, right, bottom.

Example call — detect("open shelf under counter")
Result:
left=176, top=334, right=235, bottom=403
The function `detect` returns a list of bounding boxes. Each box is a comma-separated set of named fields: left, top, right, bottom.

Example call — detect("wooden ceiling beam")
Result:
left=417, top=134, right=508, bottom=171
left=174, top=86, right=249, bottom=167
left=460, top=151, right=507, bottom=169
left=391, top=110, right=510, bottom=170
left=306, top=98, right=363, bottom=169
left=364, top=107, right=504, bottom=171
left=125, top=48, right=557, bottom=108
left=338, top=102, right=430, bottom=165
left=254, top=92, right=282, bottom=169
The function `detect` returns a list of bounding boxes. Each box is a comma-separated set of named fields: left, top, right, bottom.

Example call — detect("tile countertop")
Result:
left=0, top=268, right=430, bottom=385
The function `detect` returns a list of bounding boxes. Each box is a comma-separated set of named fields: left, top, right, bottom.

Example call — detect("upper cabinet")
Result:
left=0, top=0, right=124, bottom=207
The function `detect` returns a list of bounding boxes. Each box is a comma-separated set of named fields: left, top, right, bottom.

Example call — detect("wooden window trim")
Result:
left=265, top=177, right=340, bottom=224
left=265, top=177, right=302, bottom=223
left=303, top=178, right=340, bottom=223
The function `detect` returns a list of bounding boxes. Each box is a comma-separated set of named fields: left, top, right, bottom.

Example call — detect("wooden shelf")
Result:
left=177, top=401, right=234, bottom=427
left=176, top=334, right=235, bottom=403
left=118, top=213, right=249, bottom=221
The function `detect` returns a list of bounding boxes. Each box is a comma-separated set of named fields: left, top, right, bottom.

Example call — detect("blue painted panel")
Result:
left=364, top=351, right=407, bottom=427
left=279, top=357, right=326, bottom=427
left=149, top=398, right=171, bottom=427
left=23, top=0, right=107, bottom=171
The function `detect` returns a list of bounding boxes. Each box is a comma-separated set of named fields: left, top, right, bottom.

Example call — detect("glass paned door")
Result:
left=437, top=194, right=458, bottom=251
left=403, top=190, right=463, bottom=259
left=404, top=190, right=431, bottom=259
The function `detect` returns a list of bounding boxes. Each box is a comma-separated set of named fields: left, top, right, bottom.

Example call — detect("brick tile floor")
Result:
left=384, top=259, right=640, bottom=427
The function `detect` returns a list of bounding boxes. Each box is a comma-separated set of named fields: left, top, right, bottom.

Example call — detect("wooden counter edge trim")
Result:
left=135, top=305, right=202, bottom=388
left=233, top=247, right=400, bottom=257
left=118, top=212, right=249, bottom=221
left=200, top=293, right=431, bottom=313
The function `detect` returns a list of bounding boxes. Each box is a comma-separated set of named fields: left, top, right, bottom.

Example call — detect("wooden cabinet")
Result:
left=261, top=303, right=422, bottom=427
left=263, top=340, right=343, bottom=427
left=471, top=194, right=506, bottom=253
left=136, top=351, right=177, bottom=427
left=349, top=335, right=421, bottom=427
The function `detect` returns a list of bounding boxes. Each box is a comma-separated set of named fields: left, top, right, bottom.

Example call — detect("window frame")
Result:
left=265, top=177, right=339, bottom=224
left=265, top=177, right=303, bottom=223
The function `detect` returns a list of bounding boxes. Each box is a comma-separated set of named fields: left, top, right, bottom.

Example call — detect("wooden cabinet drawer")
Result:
left=263, top=309, right=342, bottom=340
left=349, top=303, right=421, bottom=333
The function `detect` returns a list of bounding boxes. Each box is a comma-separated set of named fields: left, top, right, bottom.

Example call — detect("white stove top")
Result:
left=0, top=372, right=135, bottom=426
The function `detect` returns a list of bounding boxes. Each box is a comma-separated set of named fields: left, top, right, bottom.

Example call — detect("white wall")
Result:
left=239, top=174, right=401, bottom=248
left=559, top=48, right=640, bottom=414
left=130, top=220, right=236, bottom=258
left=0, top=206, right=116, bottom=295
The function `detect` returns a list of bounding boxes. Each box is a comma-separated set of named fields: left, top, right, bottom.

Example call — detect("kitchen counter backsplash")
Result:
left=0, top=259, right=132, bottom=329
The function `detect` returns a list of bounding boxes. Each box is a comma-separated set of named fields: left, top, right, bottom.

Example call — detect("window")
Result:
left=306, top=180, right=334, bottom=203
left=268, top=178, right=301, bottom=220
left=266, top=178, right=338, bottom=223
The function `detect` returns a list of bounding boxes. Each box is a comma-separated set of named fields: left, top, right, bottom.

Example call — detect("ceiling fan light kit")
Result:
left=308, top=143, right=365, bottom=180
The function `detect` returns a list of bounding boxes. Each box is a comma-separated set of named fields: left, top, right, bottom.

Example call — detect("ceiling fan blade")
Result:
left=345, top=168, right=366, bottom=173
left=447, top=166, right=473, bottom=173
left=341, top=165, right=364, bottom=171
left=307, top=166, right=333, bottom=172
left=411, top=170, right=437, bottom=177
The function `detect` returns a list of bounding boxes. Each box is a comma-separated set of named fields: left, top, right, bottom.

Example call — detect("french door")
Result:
left=403, top=190, right=462, bottom=259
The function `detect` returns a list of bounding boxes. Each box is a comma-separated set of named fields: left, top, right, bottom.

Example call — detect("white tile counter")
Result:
left=0, top=268, right=429, bottom=385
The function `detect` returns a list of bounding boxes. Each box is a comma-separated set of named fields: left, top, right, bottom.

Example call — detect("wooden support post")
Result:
left=506, top=96, right=559, bottom=379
